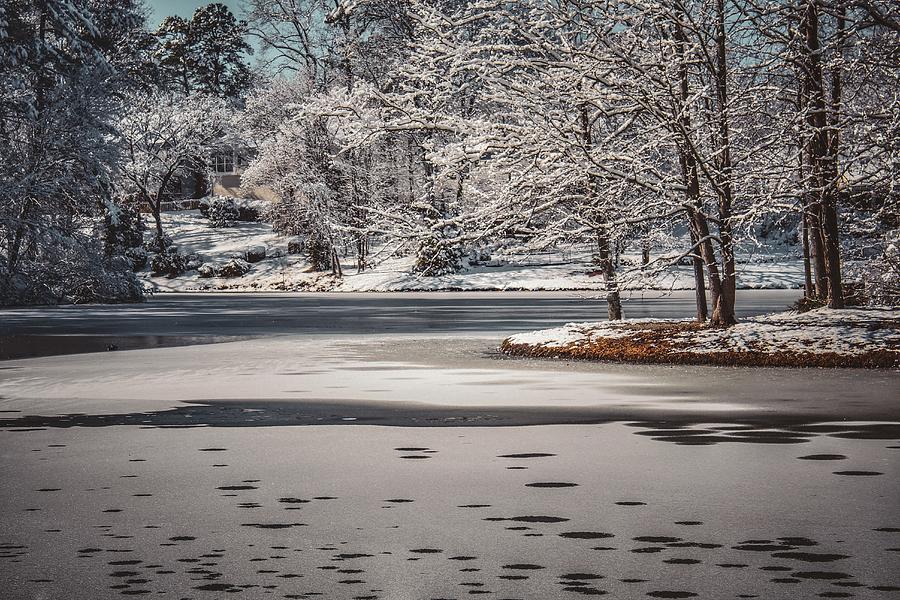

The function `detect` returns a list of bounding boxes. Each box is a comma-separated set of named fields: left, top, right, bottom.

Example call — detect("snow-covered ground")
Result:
left=140, top=211, right=806, bottom=293
left=504, top=307, right=900, bottom=366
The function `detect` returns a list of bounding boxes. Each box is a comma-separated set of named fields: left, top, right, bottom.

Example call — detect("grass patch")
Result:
left=501, top=320, right=899, bottom=369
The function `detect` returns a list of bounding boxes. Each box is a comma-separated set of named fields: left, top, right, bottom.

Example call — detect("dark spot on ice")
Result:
left=797, top=454, right=846, bottom=460
left=497, top=453, right=555, bottom=458
left=832, top=470, right=882, bottom=476
left=194, top=583, right=237, bottom=591
left=399, top=455, right=430, bottom=459
left=664, top=558, right=700, bottom=565
left=36, top=488, right=61, bottom=492
left=525, top=482, right=578, bottom=488
left=734, top=544, right=790, bottom=552
left=615, top=501, right=646, bottom=506
left=410, top=548, right=442, bottom=554
left=873, top=527, right=900, bottom=532
left=168, top=536, right=195, bottom=541
left=634, top=536, right=680, bottom=543
left=502, top=564, right=544, bottom=570
left=646, top=592, right=697, bottom=598
left=217, top=485, right=257, bottom=491
left=241, top=523, right=307, bottom=529
left=560, top=532, right=614, bottom=540
left=675, top=521, right=702, bottom=525
left=459, top=504, right=491, bottom=508
left=771, top=552, right=848, bottom=562
left=385, top=499, right=414, bottom=503
left=198, top=448, right=228, bottom=452
left=486, top=516, right=569, bottom=524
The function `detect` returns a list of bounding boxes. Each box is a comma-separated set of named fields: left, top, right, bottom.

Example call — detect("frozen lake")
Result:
left=0, top=289, right=800, bottom=360
left=0, top=290, right=898, bottom=599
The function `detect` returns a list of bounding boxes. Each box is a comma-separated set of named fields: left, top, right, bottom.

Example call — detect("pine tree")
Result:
left=154, top=3, right=252, bottom=100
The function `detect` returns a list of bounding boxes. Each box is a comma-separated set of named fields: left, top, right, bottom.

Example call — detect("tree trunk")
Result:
left=673, top=6, right=713, bottom=324
left=801, top=209, right=814, bottom=297
left=688, top=227, right=708, bottom=322
left=822, top=1, right=845, bottom=308
left=801, top=0, right=843, bottom=307
left=709, top=0, right=737, bottom=327
left=152, top=201, right=164, bottom=243
left=597, top=230, right=622, bottom=321
left=691, top=209, right=726, bottom=324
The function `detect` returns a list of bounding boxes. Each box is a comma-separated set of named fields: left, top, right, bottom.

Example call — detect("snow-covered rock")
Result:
left=245, top=245, right=266, bottom=263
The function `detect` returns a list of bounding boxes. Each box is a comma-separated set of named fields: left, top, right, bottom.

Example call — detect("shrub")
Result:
left=125, top=247, right=148, bottom=270
left=143, top=234, right=173, bottom=253
left=1, top=234, right=144, bottom=306
left=287, top=238, right=305, bottom=255
left=218, top=258, right=251, bottom=278
left=207, top=198, right=239, bottom=228
left=150, top=249, right=188, bottom=277
left=104, top=204, right=145, bottom=255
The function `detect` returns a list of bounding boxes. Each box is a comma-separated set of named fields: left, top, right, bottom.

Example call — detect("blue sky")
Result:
left=146, top=0, right=244, bottom=26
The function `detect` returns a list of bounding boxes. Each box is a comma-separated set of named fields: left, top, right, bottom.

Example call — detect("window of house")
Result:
left=212, top=152, right=234, bottom=174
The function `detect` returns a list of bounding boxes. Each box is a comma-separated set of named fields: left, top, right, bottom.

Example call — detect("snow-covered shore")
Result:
left=502, top=308, right=900, bottom=368
left=139, top=211, right=806, bottom=293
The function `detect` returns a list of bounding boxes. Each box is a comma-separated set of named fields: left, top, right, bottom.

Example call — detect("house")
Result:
left=209, top=147, right=278, bottom=202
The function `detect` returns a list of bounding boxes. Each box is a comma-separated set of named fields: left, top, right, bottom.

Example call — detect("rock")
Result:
left=197, top=264, right=216, bottom=278
left=245, top=245, right=266, bottom=263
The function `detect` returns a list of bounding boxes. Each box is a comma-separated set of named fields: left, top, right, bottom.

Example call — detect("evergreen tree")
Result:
left=154, top=3, right=252, bottom=99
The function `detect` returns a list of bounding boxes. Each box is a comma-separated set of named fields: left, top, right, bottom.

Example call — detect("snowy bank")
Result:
left=140, top=211, right=807, bottom=293
left=501, top=308, right=900, bottom=368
